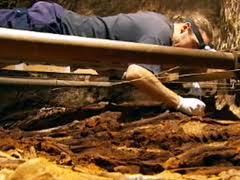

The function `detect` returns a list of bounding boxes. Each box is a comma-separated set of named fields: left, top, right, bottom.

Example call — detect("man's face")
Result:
left=172, top=23, right=210, bottom=49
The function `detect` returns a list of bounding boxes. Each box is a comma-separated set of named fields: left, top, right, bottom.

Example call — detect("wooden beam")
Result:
left=1, top=63, right=99, bottom=75
left=0, top=70, right=237, bottom=88
left=0, top=76, right=113, bottom=87
left=178, top=70, right=236, bottom=82
left=0, top=28, right=237, bottom=69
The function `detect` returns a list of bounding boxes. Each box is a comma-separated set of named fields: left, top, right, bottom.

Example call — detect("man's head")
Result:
left=172, top=13, right=214, bottom=49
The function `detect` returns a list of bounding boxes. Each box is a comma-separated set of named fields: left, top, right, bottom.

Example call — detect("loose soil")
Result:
left=1, top=108, right=240, bottom=178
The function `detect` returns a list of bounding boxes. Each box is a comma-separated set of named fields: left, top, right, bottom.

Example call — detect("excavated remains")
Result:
left=1, top=105, right=240, bottom=179
left=0, top=67, right=239, bottom=179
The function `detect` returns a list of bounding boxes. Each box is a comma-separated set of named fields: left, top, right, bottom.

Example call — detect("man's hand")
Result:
left=177, top=97, right=206, bottom=116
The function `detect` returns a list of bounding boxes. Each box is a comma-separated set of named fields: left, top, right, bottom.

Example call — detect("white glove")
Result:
left=177, top=97, right=206, bottom=116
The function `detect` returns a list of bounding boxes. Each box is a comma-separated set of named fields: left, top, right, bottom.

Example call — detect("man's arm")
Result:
left=125, top=64, right=181, bottom=108
left=125, top=64, right=206, bottom=116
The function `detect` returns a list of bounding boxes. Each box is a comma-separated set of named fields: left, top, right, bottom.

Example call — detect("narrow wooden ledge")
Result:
left=0, top=28, right=236, bottom=69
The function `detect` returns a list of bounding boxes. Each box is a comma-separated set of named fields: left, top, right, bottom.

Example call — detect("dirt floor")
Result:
left=1, top=104, right=240, bottom=179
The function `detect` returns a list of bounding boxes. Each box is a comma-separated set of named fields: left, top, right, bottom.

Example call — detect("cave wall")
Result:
left=218, top=0, right=240, bottom=50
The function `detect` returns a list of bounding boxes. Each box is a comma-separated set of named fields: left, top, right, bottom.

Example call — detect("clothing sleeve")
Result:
left=137, top=36, right=163, bottom=45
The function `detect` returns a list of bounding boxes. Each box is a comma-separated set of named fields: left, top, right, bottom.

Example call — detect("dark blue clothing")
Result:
left=0, top=1, right=65, bottom=33
left=0, top=1, right=174, bottom=73
left=103, top=12, right=173, bottom=46
left=0, top=1, right=173, bottom=45
left=62, top=10, right=173, bottom=46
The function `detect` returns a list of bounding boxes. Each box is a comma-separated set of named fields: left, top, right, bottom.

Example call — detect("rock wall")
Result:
left=218, top=0, right=240, bottom=50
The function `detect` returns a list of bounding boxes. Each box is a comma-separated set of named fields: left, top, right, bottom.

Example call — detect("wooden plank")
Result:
left=160, top=69, right=238, bottom=83
left=0, top=76, right=113, bottom=87
left=2, top=63, right=98, bottom=75
left=0, top=28, right=236, bottom=69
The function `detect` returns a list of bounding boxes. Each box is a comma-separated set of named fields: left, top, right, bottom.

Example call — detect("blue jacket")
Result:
left=0, top=1, right=65, bottom=33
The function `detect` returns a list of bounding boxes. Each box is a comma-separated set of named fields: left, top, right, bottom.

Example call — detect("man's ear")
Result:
left=181, top=22, right=192, bottom=33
